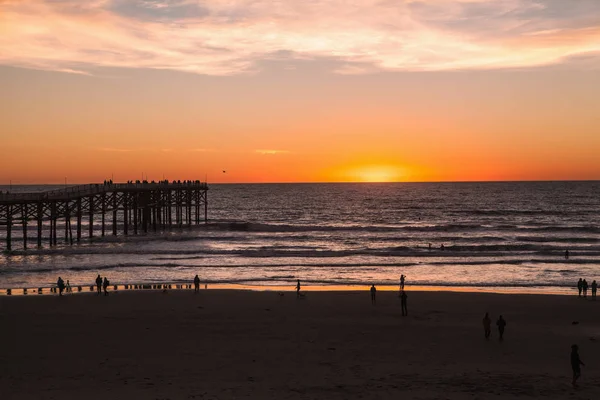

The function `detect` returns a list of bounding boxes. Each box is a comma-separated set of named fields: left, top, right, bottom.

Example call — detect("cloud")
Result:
left=97, top=147, right=133, bottom=152
left=0, top=0, right=599, bottom=75
left=255, top=149, right=290, bottom=155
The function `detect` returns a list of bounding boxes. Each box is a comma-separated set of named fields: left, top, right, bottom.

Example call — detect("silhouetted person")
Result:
left=482, top=312, right=491, bottom=339
left=103, top=277, right=109, bottom=296
left=592, top=280, right=597, bottom=300
left=583, top=279, right=588, bottom=298
left=496, top=315, right=506, bottom=340
left=400, top=290, right=408, bottom=316
left=565, top=250, right=570, bottom=259
left=428, top=243, right=432, bottom=251
left=296, top=279, right=301, bottom=298
left=400, top=274, right=405, bottom=290
left=96, top=274, right=102, bottom=295
left=57, top=277, right=65, bottom=296
left=571, top=344, right=585, bottom=387
left=194, top=275, right=200, bottom=293
left=66, top=279, right=71, bottom=293
left=577, top=278, right=583, bottom=297
left=370, top=284, right=376, bottom=305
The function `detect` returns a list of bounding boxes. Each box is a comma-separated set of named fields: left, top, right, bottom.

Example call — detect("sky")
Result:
left=1, top=0, right=599, bottom=183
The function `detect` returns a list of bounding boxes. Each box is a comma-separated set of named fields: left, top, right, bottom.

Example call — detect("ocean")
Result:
left=1, top=182, right=599, bottom=293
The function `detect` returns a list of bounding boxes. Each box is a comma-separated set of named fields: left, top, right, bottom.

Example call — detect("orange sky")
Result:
left=1, top=1, right=599, bottom=184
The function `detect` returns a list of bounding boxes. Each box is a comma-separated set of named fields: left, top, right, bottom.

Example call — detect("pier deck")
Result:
left=0, top=182, right=208, bottom=251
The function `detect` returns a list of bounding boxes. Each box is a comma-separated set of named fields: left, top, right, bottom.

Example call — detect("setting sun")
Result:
left=348, top=166, right=406, bottom=183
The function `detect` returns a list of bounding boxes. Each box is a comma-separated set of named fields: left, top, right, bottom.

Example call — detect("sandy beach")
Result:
left=2, top=289, right=600, bottom=399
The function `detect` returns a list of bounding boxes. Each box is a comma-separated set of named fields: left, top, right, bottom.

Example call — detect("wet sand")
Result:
left=1, top=289, right=600, bottom=399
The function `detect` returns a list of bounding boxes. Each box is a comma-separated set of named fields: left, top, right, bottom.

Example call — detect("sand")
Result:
left=1, top=289, right=600, bottom=399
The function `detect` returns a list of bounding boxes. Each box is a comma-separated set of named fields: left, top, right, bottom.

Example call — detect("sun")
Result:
left=353, top=166, right=405, bottom=183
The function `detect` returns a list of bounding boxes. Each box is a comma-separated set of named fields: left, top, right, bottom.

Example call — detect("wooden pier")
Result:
left=0, top=181, right=208, bottom=251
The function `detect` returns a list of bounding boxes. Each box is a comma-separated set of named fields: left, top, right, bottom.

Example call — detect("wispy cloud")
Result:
left=1, top=0, right=599, bottom=75
left=188, top=148, right=216, bottom=152
left=97, top=147, right=133, bottom=152
left=256, top=149, right=290, bottom=155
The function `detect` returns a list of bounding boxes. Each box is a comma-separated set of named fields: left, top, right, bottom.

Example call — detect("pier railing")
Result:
left=0, top=182, right=208, bottom=203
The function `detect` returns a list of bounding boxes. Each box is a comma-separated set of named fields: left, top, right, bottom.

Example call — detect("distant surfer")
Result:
left=565, top=250, right=570, bottom=260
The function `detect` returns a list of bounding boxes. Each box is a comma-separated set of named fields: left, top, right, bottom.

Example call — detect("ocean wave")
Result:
left=2, top=258, right=599, bottom=276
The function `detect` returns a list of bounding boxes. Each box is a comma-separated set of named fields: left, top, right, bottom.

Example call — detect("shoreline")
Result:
left=0, top=282, right=579, bottom=297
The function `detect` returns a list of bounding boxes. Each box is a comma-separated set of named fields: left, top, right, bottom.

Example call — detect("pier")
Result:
left=0, top=181, right=208, bottom=251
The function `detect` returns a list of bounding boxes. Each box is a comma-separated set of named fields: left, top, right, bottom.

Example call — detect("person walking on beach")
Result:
left=296, top=279, right=301, bottom=298
left=497, top=315, right=507, bottom=340
left=66, top=280, right=71, bottom=293
left=482, top=312, right=492, bottom=339
left=96, top=274, right=102, bottom=295
left=571, top=344, right=585, bottom=387
left=103, top=277, right=110, bottom=296
left=400, top=275, right=405, bottom=290
left=577, top=278, right=583, bottom=297
left=57, top=277, right=65, bottom=296
left=400, top=290, right=408, bottom=316
left=592, top=280, right=597, bottom=300
left=194, top=275, right=200, bottom=293
left=370, top=284, right=377, bottom=305
left=583, top=279, right=588, bottom=298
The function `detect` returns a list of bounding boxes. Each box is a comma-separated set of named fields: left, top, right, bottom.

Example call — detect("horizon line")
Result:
left=1, top=179, right=599, bottom=186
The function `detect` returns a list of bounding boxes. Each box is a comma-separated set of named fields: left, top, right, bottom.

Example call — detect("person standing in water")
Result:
left=370, top=284, right=376, bottom=305
left=592, top=280, right=597, bottom=300
left=103, top=277, right=110, bottom=296
left=497, top=315, right=507, bottom=340
left=66, top=280, right=72, bottom=293
left=400, top=290, right=408, bottom=316
left=482, top=312, right=491, bottom=339
left=577, top=278, right=583, bottom=297
left=565, top=250, right=570, bottom=260
left=583, top=279, right=589, bottom=298
left=96, top=274, right=102, bottom=295
left=571, top=344, right=585, bottom=387
left=194, top=275, right=200, bottom=293
left=400, top=275, right=405, bottom=291
left=296, top=279, right=301, bottom=298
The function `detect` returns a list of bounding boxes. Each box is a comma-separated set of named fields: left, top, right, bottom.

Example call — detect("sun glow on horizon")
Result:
left=345, top=165, right=407, bottom=183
